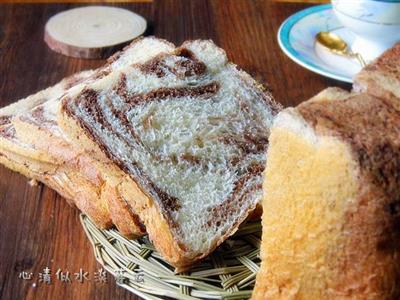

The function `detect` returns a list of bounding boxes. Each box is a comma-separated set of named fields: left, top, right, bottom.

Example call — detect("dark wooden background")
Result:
left=0, top=1, right=350, bottom=299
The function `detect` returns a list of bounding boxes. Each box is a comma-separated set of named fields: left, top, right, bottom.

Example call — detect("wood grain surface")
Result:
left=0, top=1, right=351, bottom=299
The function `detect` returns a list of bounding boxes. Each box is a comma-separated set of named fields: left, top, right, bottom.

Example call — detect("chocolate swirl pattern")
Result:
left=61, top=39, right=281, bottom=268
left=1, top=37, right=176, bottom=235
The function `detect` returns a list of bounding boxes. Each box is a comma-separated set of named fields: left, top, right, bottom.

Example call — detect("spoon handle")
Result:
left=348, top=52, right=367, bottom=67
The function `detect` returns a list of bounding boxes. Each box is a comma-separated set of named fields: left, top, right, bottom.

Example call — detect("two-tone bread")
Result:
left=0, top=70, right=94, bottom=190
left=1, top=37, right=176, bottom=235
left=0, top=71, right=114, bottom=226
left=354, top=42, right=400, bottom=110
left=252, top=86, right=400, bottom=299
left=13, top=37, right=175, bottom=235
left=59, top=39, right=281, bottom=269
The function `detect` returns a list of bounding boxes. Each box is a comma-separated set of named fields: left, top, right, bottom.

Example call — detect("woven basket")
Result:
left=80, top=214, right=261, bottom=300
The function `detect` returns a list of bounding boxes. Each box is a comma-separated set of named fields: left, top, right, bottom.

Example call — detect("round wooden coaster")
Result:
left=44, top=6, right=147, bottom=59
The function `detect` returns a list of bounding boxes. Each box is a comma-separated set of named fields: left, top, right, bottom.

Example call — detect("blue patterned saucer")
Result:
left=278, top=4, right=362, bottom=83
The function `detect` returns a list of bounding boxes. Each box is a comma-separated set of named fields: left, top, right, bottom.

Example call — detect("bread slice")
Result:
left=59, top=39, right=281, bottom=269
left=0, top=75, right=115, bottom=227
left=0, top=149, right=74, bottom=204
left=0, top=125, right=59, bottom=182
left=8, top=37, right=175, bottom=236
left=0, top=143, right=112, bottom=217
left=0, top=70, right=94, bottom=163
left=0, top=70, right=94, bottom=124
left=0, top=124, right=55, bottom=168
left=0, top=69, right=117, bottom=226
left=0, top=127, right=115, bottom=228
left=0, top=70, right=94, bottom=186
left=11, top=37, right=175, bottom=166
left=353, top=42, right=400, bottom=111
left=0, top=123, right=76, bottom=207
left=253, top=87, right=400, bottom=299
left=4, top=36, right=174, bottom=163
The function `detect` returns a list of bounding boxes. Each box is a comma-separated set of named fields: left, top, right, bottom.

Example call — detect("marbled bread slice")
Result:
left=0, top=72, right=114, bottom=228
left=0, top=70, right=93, bottom=125
left=11, top=37, right=175, bottom=236
left=0, top=124, right=59, bottom=183
left=0, top=143, right=112, bottom=221
left=0, top=148, right=74, bottom=204
left=59, top=39, right=281, bottom=269
left=0, top=71, right=93, bottom=163
left=253, top=87, right=400, bottom=299
left=12, top=37, right=175, bottom=166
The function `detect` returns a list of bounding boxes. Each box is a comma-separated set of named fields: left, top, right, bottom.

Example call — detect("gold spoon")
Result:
left=316, top=31, right=367, bottom=67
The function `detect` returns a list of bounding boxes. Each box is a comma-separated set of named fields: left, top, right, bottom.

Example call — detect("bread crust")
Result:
left=0, top=125, right=55, bottom=164
left=253, top=89, right=400, bottom=299
left=12, top=112, right=150, bottom=233
left=297, top=92, right=400, bottom=298
left=354, top=42, right=400, bottom=111
left=0, top=148, right=79, bottom=207
left=1, top=140, right=113, bottom=228
left=101, top=183, right=145, bottom=238
left=1, top=97, right=115, bottom=229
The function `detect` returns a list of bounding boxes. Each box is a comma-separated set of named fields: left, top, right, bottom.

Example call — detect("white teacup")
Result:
left=332, top=0, right=400, bottom=61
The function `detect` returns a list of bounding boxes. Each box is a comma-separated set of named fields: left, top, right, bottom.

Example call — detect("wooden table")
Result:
left=0, top=1, right=351, bottom=299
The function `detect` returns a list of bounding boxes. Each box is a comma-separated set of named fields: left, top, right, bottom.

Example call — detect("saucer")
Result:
left=278, top=4, right=362, bottom=83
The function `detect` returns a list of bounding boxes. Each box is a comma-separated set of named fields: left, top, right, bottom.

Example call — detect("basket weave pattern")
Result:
left=80, top=214, right=261, bottom=300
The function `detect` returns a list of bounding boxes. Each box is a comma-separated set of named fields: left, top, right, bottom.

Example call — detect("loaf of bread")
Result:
left=59, top=39, right=281, bottom=270
left=354, top=42, right=400, bottom=110
left=252, top=87, right=400, bottom=299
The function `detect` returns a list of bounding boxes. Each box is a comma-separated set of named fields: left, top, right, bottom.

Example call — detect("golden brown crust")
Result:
left=101, top=183, right=145, bottom=238
left=0, top=124, right=55, bottom=164
left=0, top=122, right=113, bottom=228
left=0, top=149, right=78, bottom=207
left=354, top=43, right=400, bottom=111
left=62, top=172, right=112, bottom=229
left=298, top=93, right=400, bottom=200
left=11, top=117, right=76, bottom=165
left=10, top=117, right=114, bottom=228
left=297, top=93, right=400, bottom=298
left=360, top=43, right=400, bottom=81
left=0, top=149, right=57, bottom=185
left=253, top=89, right=400, bottom=299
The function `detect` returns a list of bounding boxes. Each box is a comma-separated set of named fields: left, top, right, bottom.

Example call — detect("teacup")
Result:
left=332, top=0, right=400, bottom=61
